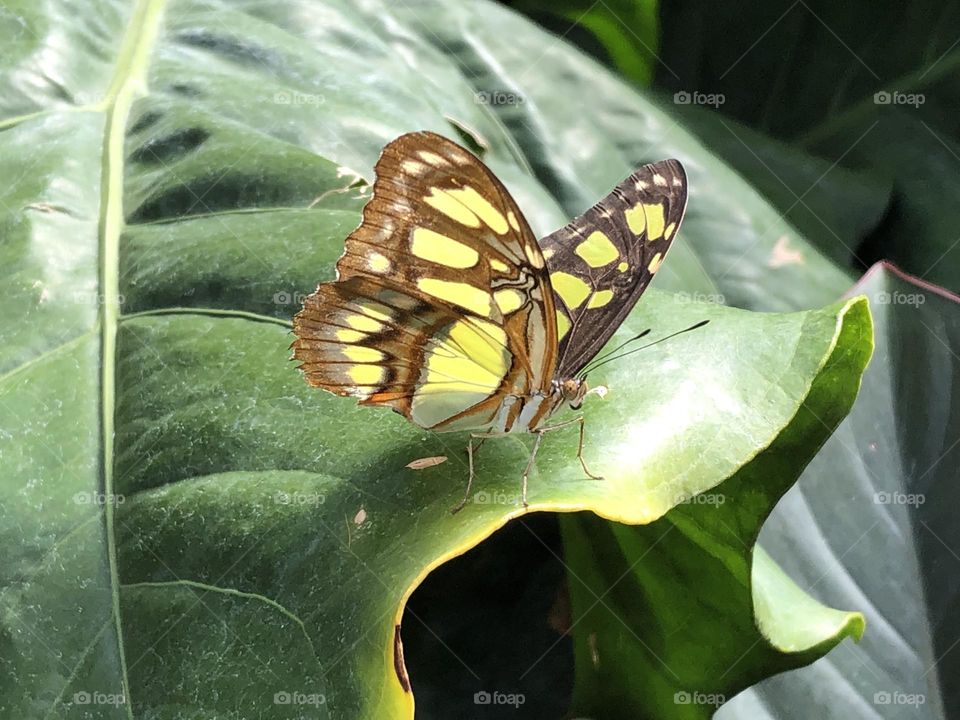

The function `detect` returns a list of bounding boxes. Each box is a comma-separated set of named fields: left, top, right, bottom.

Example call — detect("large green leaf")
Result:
left=718, top=264, right=960, bottom=720
left=1, top=1, right=871, bottom=718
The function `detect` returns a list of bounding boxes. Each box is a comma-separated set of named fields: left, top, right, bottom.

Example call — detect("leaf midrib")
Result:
left=97, top=0, right=168, bottom=716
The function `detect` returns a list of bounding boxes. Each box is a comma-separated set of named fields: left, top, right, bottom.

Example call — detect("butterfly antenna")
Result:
left=581, top=320, right=709, bottom=379
left=578, top=329, right=652, bottom=377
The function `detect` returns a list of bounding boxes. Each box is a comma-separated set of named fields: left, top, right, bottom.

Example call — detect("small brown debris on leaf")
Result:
left=405, top=455, right=448, bottom=470
left=769, top=235, right=805, bottom=267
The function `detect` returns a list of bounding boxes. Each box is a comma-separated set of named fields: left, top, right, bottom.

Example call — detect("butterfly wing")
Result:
left=540, top=160, right=688, bottom=378
left=292, top=131, right=558, bottom=431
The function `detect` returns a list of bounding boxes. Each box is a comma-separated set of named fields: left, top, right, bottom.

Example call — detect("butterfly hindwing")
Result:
left=293, top=131, right=558, bottom=431
left=539, top=159, right=687, bottom=378
left=295, top=275, right=521, bottom=430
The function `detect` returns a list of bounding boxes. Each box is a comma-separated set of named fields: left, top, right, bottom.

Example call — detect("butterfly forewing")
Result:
left=292, top=131, right=558, bottom=432
left=539, top=159, right=687, bottom=378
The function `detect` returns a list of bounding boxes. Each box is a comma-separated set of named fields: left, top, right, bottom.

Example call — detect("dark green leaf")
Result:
left=509, top=0, right=661, bottom=86
left=664, top=102, right=891, bottom=270
left=654, top=0, right=960, bottom=290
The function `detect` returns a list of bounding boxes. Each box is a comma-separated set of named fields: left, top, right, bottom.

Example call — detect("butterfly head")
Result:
left=557, top=377, right=590, bottom=410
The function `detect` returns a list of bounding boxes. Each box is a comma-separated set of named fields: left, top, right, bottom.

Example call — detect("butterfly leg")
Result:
left=533, top=416, right=604, bottom=481
left=574, top=415, right=603, bottom=480
left=520, top=431, right=546, bottom=508
left=450, top=432, right=501, bottom=514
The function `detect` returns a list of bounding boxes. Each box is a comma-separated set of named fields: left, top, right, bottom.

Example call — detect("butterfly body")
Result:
left=473, top=377, right=587, bottom=435
left=292, top=131, right=687, bottom=508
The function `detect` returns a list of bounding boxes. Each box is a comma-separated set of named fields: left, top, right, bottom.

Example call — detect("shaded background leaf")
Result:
left=653, top=0, right=960, bottom=289
left=506, top=0, right=661, bottom=86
